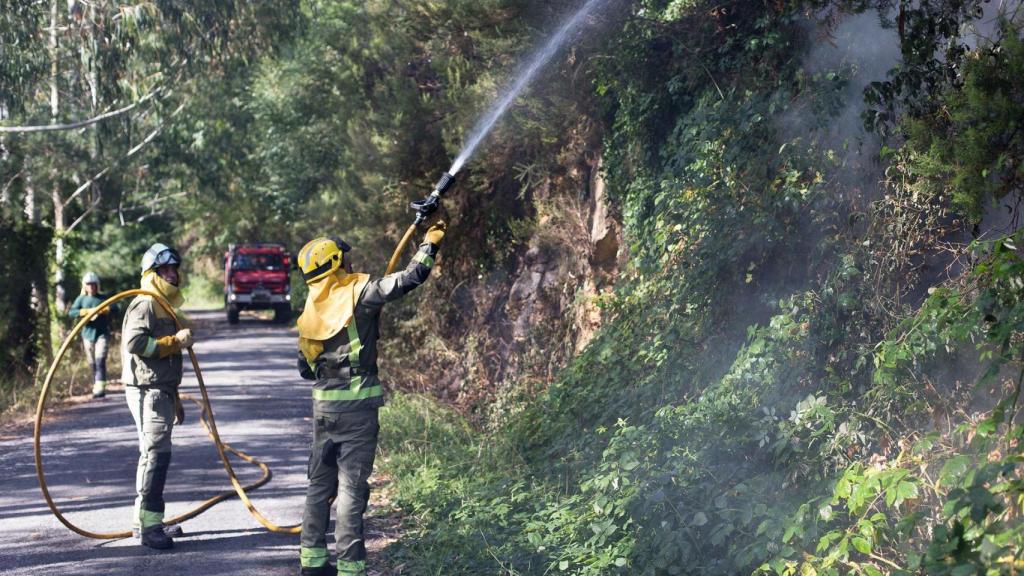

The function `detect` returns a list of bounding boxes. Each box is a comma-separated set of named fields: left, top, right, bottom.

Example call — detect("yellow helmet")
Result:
left=298, top=236, right=351, bottom=284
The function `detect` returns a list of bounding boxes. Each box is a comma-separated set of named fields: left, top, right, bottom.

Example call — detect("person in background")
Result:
left=68, top=271, right=112, bottom=399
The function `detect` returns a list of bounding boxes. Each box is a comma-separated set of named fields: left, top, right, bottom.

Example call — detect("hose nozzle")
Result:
left=410, top=172, right=456, bottom=225
left=433, top=172, right=455, bottom=196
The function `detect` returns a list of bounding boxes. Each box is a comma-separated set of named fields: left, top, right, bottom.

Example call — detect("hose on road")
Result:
left=33, top=289, right=302, bottom=539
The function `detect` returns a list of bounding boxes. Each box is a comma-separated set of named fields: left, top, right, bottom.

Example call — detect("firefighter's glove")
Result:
left=156, top=336, right=180, bottom=358
left=424, top=221, right=447, bottom=246
left=155, top=328, right=192, bottom=359
left=175, top=328, right=194, bottom=349
left=174, top=395, right=185, bottom=425
left=78, top=307, right=95, bottom=318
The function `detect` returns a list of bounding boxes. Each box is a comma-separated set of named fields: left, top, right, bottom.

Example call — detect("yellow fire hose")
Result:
left=387, top=170, right=454, bottom=275
left=384, top=224, right=419, bottom=276
left=33, top=289, right=301, bottom=539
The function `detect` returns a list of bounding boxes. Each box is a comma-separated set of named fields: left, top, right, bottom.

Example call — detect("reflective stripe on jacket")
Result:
left=298, top=242, right=438, bottom=413
left=121, top=296, right=182, bottom=394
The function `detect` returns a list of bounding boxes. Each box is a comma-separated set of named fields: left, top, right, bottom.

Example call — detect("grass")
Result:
left=181, top=273, right=226, bottom=311
left=376, top=392, right=543, bottom=574
left=0, top=331, right=123, bottom=426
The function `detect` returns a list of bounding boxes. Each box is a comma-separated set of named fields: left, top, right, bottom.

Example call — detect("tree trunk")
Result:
left=49, top=0, right=67, bottom=315
left=86, top=1, right=102, bottom=217
left=0, top=102, right=8, bottom=208
left=25, top=173, right=52, bottom=376
left=24, top=174, right=36, bottom=222
left=49, top=0, right=58, bottom=119
left=52, top=186, right=66, bottom=313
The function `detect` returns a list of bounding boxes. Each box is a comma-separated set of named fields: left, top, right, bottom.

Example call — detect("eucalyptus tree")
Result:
left=0, top=0, right=300, bottom=352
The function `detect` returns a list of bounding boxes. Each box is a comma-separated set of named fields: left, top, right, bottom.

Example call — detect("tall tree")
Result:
left=0, top=0, right=301, bottom=352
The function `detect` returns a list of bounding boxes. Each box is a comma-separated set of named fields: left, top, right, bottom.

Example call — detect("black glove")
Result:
left=174, top=395, right=185, bottom=425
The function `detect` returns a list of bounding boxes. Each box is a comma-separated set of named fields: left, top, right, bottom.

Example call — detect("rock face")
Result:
left=576, top=157, right=620, bottom=353
left=589, top=159, right=619, bottom=273
left=385, top=150, right=623, bottom=418
left=503, top=153, right=622, bottom=382
left=508, top=243, right=564, bottom=341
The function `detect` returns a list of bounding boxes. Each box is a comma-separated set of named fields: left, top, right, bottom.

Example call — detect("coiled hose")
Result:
left=33, top=289, right=301, bottom=539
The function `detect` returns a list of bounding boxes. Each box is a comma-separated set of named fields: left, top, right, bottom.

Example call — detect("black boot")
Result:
left=133, top=524, right=183, bottom=539
left=299, top=563, right=335, bottom=576
left=140, top=524, right=174, bottom=550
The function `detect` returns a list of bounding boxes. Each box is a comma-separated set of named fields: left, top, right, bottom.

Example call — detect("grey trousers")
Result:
left=81, top=334, right=108, bottom=390
left=300, top=410, right=379, bottom=566
left=125, top=386, right=174, bottom=528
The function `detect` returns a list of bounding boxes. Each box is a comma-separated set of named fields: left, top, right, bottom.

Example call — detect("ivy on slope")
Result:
left=378, top=1, right=1024, bottom=574
left=383, top=1, right=844, bottom=572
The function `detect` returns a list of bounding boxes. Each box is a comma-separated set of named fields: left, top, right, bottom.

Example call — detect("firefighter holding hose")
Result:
left=295, top=221, right=446, bottom=576
left=121, top=243, right=191, bottom=549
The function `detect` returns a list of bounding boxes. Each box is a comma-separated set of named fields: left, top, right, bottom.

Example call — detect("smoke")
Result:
left=782, top=1, right=1022, bottom=207
left=780, top=10, right=901, bottom=205
left=963, top=0, right=1024, bottom=50
left=806, top=11, right=899, bottom=140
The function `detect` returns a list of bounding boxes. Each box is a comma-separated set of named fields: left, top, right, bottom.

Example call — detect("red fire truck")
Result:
left=223, top=243, right=292, bottom=324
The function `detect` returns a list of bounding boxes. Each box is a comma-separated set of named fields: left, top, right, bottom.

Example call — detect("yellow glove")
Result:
left=155, top=330, right=192, bottom=358
left=156, top=335, right=182, bottom=358
left=424, top=220, right=447, bottom=245
left=78, top=306, right=108, bottom=319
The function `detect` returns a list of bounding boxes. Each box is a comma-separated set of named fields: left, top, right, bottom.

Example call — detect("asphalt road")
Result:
left=0, top=309, right=397, bottom=576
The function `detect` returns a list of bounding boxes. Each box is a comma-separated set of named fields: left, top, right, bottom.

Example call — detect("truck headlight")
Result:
left=229, top=294, right=237, bottom=301
left=285, top=294, right=291, bottom=301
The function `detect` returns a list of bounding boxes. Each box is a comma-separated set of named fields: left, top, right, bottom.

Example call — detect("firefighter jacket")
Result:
left=121, top=296, right=183, bottom=394
left=297, top=241, right=438, bottom=413
left=69, top=293, right=113, bottom=342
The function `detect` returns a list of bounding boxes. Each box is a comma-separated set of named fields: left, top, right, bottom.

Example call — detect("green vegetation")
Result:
left=901, top=23, right=1024, bottom=222
left=4, top=1, right=1024, bottom=574
left=0, top=217, right=51, bottom=407
left=378, top=1, right=1024, bottom=574
left=0, top=0, right=300, bottom=411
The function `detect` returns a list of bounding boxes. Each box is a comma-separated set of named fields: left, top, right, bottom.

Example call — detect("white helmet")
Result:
left=82, top=271, right=100, bottom=285
left=141, top=243, right=182, bottom=274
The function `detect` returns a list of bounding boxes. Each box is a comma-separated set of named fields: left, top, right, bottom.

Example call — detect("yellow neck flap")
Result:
left=297, top=270, right=370, bottom=342
left=141, top=269, right=185, bottom=316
